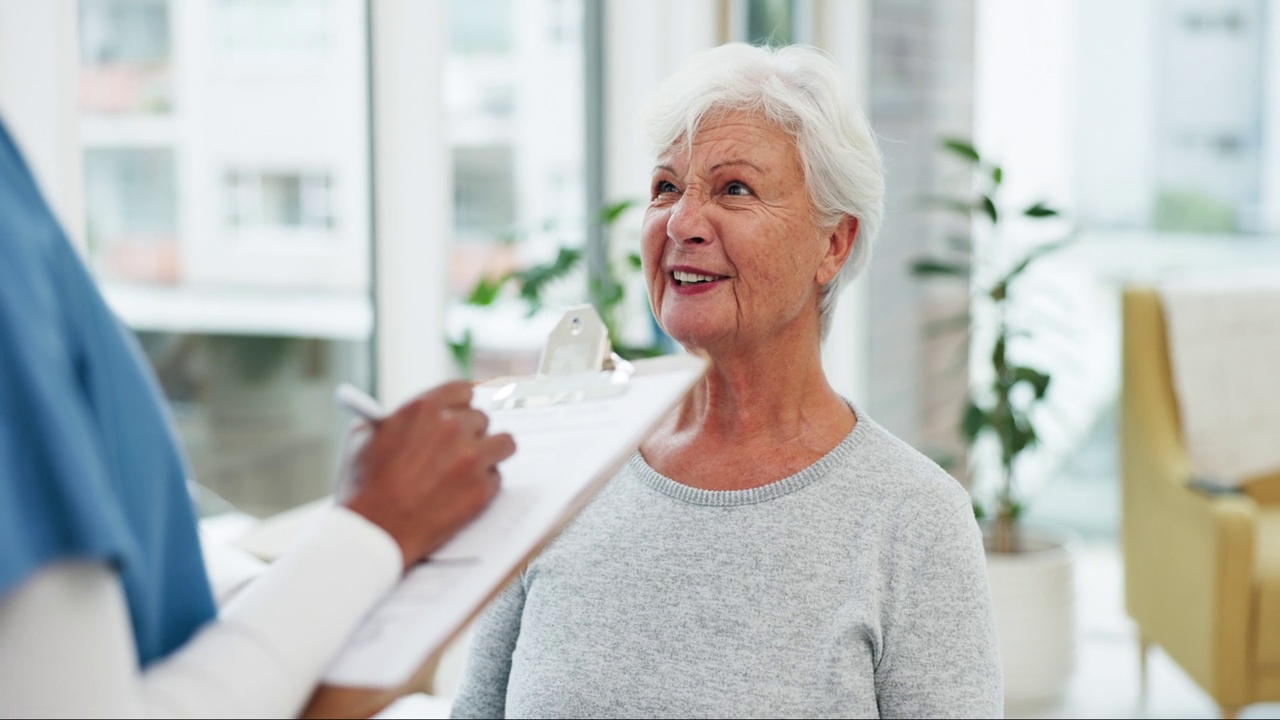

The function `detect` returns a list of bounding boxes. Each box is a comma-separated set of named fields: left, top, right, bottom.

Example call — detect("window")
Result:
left=135, top=331, right=368, bottom=518
left=84, top=147, right=179, bottom=283
left=1154, top=0, right=1265, bottom=232
left=226, top=171, right=335, bottom=234
left=445, top=0, right=588, bottom=379
left=730, top=0, right=812, bottom=48
left=745, top=0, right=798, bottom=46
left=453, top=147, right=516, bottom=240
left=215, top=0, right=332, bottom=67
left=78, top=0, right=372, bottom=517
left=450, top=0, right=513, bottom=55
left=79, top=0, right=172, bottom=114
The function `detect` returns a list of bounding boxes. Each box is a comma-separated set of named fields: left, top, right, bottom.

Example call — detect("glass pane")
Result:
left=1154, top=0, right=1265, bottom=233
left=79, top=0, right=173, bottom=114
left=746, top=0, right=796, bottom=47
left=454, top=146, right=516, bottom=239
left=78, top=0, right=373, bottom=517
left=215, top=0, right=333, bottom=65
left=84, top=147, right=179, bottom=283
left=137, top=332, right=368, bottom=517
left=450, top=0, right=513, bottom=55
left=446, top=0, right=588, bottom=380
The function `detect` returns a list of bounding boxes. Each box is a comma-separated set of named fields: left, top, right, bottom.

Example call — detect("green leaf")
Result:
left=941, top=138, right=982, bottom=164
left=991, top=166, right=1004, bottom=185
left=465, top=274, right=508, bottom=307
left=1024, top=202, right=1060, bottom=218
left=446, top=329, right=474, bottom=379
left=614, top=342, right=665, bottom=361
left=600, top=198, right=640, bottom=225
left=961, top=400, right=989, bottom=444
left=909, top=258, right=970, bottom=278
left=979, top=195, right=998, bottom=224
left=1012, top=366, right=1051, bottom=399
left=514, top=247, right=582, bottom=306
left=627, top=252, right=643, bottom=271
left=1008, top=418, right=1038, bottom=457
left=931, top=451, right=957, bottom=471
left=589, top=276, right=625, bottom=311
left=972, top=501, right=986, bottom=520
left=998, top=237, right=1073, bottom=287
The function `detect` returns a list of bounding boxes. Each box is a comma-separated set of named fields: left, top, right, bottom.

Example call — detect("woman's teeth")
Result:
left=674, top=270, right=721, bottom=285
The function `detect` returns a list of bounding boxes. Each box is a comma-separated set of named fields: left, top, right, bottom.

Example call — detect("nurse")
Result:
left=0, top=116, right=515, bottom=717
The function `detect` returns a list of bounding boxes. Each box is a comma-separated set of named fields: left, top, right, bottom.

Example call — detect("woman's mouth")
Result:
left=672, top=269, right=729, bottom=287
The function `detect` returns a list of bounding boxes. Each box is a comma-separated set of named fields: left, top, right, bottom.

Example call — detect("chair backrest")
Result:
left=1121, top=288, right=1194, bottom=489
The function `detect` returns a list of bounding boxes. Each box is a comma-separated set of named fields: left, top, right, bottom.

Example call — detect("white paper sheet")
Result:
left=322, top=354, right=706, bottom=688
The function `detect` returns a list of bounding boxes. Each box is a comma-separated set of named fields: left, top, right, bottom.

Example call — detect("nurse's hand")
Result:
left=343, top=381, right=515, bottom=571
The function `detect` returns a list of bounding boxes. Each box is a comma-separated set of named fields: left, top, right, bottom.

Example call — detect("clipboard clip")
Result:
left=490, top=305, right=634, bottom=410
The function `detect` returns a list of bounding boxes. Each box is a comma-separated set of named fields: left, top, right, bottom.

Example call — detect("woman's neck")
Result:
left=640, top=327, right=856, bottom=490
left=680, top=348, right=836, bottom=440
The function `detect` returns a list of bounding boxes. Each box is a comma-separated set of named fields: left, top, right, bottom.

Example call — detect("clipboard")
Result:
left=319, top=306, right=706, bottom=691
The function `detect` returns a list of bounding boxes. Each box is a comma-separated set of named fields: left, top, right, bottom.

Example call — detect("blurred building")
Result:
left=78, top=0, right=373, bottom=516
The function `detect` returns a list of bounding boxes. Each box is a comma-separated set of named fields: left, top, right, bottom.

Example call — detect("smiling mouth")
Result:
left=672, top=270, right=729, bottom=286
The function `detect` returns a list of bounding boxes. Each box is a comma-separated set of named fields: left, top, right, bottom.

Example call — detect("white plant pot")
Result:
left=983, top=522, right=1078, bottom=708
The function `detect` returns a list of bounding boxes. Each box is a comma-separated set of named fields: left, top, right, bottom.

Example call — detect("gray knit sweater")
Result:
left=451, top=405, right=1003, bottom=719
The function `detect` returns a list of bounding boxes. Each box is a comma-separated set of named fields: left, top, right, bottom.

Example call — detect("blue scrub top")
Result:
left=0, top=118, right=216, bottom=666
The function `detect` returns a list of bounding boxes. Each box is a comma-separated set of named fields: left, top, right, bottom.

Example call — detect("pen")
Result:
left=335, top=383, right=388, bottom=424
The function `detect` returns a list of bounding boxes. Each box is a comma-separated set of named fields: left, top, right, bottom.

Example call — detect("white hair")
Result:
left=645, top=43, right=885, bottom=338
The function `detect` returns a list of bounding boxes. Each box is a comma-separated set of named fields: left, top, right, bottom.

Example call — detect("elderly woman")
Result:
left=452, top=43, right=1001, bottom=719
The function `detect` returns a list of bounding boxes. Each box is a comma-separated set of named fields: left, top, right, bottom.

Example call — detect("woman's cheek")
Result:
left=639, top=213, right=667, bottom=287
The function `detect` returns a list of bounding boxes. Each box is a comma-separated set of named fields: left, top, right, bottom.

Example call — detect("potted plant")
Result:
left=450, top=199, right=667, bottom=378
left=912, top=138, right=1076, bottom=708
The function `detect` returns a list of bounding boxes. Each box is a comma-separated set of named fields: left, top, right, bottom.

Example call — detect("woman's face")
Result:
left=641, top=111, right=850, bottom=355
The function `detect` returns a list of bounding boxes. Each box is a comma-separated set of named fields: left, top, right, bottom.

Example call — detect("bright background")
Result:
left=3, top=1, right=1280, bottom=716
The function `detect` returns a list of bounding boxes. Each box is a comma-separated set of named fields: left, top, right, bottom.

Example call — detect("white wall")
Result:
left=974, top=0, right=1077, bottom=220
left=371, top=0, right=452, bottom=407
left=816, top=0, right=873, bottom=404
left=1264, top=0, right=1280, bottom=231
left=973, top=0, right=1120, bottom=496
left=1073, top=0, right=1157, bottom=229
left=602, top=0, right=718, bottom=209
left=601, top=0, right=718, bottom=351
left=0, top=0, right=83, bottom=246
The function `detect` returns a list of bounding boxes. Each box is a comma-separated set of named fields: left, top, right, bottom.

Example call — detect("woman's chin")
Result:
left=661, top=324, right=727, bottom=355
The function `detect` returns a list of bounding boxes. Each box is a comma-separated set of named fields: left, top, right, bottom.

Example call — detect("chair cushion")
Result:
left=1245, top=468, right=1280, bottom=506
left=1258, top=509, right=1280, bottom=666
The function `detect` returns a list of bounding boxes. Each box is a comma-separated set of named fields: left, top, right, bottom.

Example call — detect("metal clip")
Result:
left=490, top=305, right=633, bottom=410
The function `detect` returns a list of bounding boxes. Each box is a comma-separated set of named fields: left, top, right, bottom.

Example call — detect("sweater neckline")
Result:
left=627, top=400, right=871, bottom=507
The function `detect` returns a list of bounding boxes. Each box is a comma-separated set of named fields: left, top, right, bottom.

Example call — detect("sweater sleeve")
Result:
left=450, top=577, right=527, bottom=719
left=0, top=507, right=402, bottom=718
left=873, top=502, right=1003, bottom=719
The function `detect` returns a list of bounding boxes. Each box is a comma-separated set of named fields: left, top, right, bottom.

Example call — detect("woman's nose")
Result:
left=667, top=192, right=712, bottom=246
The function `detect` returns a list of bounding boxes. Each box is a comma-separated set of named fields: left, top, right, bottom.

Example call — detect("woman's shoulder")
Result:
left=832, top=408, right=973, bottom=526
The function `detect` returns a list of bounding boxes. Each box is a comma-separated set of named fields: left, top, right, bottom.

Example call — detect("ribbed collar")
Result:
left=627, top=400, right=871, bottom=507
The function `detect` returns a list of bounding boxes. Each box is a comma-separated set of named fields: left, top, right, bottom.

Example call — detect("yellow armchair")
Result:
left=1122, top=288, right=1280, bottom=719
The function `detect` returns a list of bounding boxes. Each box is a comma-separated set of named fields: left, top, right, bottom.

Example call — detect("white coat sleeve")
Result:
left=0, top=506, right=402, bottom=719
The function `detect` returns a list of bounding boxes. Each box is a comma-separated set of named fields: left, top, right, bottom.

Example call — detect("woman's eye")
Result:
left=653, top=180, right=678, bottom=197
left=725, top=181, right=752, bottom=197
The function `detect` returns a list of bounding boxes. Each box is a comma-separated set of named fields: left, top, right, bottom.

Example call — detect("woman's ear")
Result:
left=816, top=215, right=859, bottom=285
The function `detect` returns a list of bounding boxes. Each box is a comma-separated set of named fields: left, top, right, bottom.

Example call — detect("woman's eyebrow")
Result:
left=709, top=159, right=763, bottom=174
left=653, top=164, right=677, bottom=175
